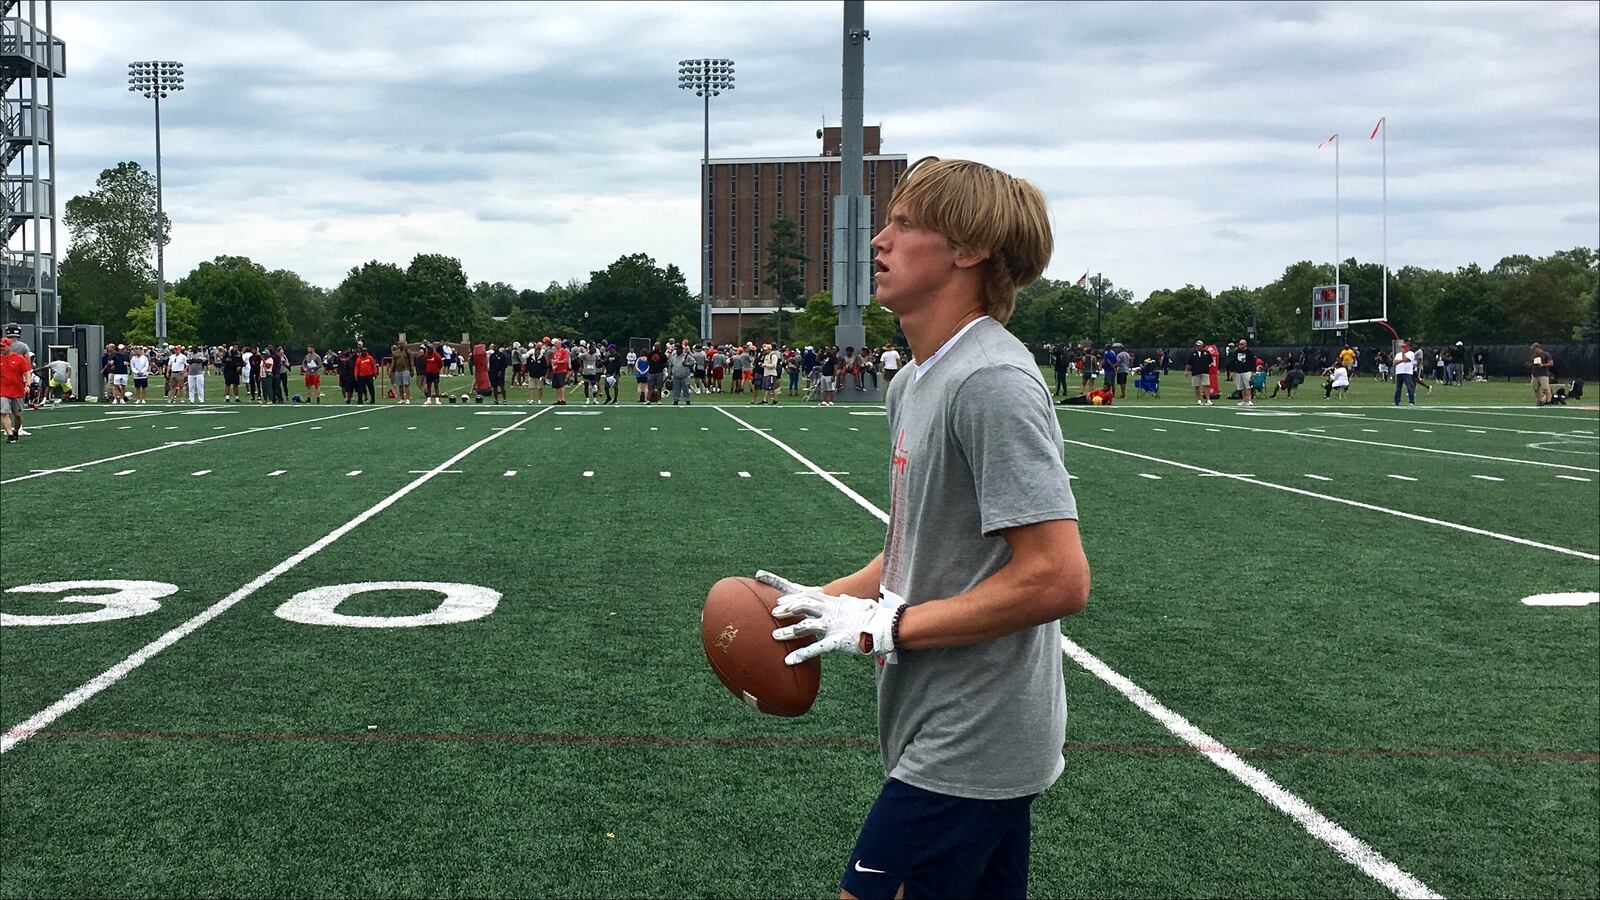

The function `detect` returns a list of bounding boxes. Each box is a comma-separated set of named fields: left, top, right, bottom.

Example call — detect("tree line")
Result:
left=57, top=161, right=1599, bottom=352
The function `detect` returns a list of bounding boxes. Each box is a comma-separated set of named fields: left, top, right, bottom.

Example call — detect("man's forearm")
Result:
left=823, top=553, right=883, bottom=601
left=895, top=553, right=1088, bottom=650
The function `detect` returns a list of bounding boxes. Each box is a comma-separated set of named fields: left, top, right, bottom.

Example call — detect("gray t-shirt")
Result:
left=303, top=352, right=322, bottom=374
left=879, top=316, right=1077, bottom=800
left=581, top=351, right=600, bottom=375
left=187, top=356, right=205, bottom=376
left=733, top=352, right=750, bottom=372
left=48, top=359, right=69, bottom=382
left=668, top=352, right=692, bottom=377
left=1116, top=350, right=1132, bottom=374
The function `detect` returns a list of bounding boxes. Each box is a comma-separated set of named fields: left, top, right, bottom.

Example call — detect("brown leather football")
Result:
left=701, top=576, right=821, bottom=717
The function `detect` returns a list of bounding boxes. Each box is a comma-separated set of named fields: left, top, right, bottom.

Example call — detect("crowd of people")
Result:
left=75, top=337, right=910, bottom=410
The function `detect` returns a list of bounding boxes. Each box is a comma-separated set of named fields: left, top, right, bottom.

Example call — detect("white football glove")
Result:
left=754, top=570, right=816, bottom=596
left=770, top=591, right=897, bottom=666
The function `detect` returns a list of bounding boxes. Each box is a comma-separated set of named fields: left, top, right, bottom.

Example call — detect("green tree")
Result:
left=59, top=161, right=169, bottom=335
left=1428, top=263, right=1499, bottom=341
left=123, top=292, right=199, bottom=346
left=1118, top=285, right=1214, bottom=346
left=331, top=261, right=409, bottom=346
left=178, top=256, right=290, bottom=347
left=579, top=253, right=696, bottom=345
left=791, top=292, right=838, bottom=347
left=406, top=254, right=476, bottom=341
left=472, top=280, right=519, bottom=317
left=267, top=269, right=333, bottom=349
left=658, top=313, right=698, bottom=346
left=864, top=301, right=899, bottom=348
left=762, top=218, right=809, bottom=307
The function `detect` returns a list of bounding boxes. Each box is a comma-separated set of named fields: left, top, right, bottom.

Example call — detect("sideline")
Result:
left=0, top=405, right=553, bottom=755
left=719, top=406, right=1442, bottom=900
left=1060, top=407, right=1599, bottom=473
left=1063, top=437, right=1599, bottom=562
left=0, top=406, right=391, bottom=487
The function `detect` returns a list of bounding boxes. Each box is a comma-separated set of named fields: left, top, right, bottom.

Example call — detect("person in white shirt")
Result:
left=881, top=345, right=902, bottom=383
left=1391, top=342, right=1416, bottom=406
left=1324, top=363, right=1350, bottom=399
left=129, top=346, right=153, bottom=404
left=166, top=348, right=188, bottom=404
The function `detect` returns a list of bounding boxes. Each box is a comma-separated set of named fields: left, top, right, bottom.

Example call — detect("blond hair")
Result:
left=886, top=156, right=1052, bottom=324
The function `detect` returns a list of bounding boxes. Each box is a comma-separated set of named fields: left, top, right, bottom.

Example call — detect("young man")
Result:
left=46, top=355, right=72, bottom=404
left=221, top=346, right=242, bottom=402
left=354, top=346, right=378, bottom=403
left=759, top=157, right=1088, bottom=900
left=881, top=345, right=901, bottom=385
left=603, top=344, right=623, bottom=405
left=1187, top=339, right=1212, bottom=405
left=301, top=347, right=323, bottom=403
left=579, top=342, right=601, bottom=405
left=0, top=338, right=29, bottom=442
left=646, top=342, right=666, bottom=404
left=527, top=344, right=549, bottom=404
left=1115, top=343, right=1132, bottom=399
left=421, top=343, right=443, bottom=404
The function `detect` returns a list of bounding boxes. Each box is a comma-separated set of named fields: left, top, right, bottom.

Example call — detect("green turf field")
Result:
left=2, top=376, right=1597, bottom=898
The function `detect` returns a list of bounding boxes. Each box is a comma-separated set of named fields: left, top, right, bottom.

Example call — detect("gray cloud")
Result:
left=46, top=0, right=1599, bottom=300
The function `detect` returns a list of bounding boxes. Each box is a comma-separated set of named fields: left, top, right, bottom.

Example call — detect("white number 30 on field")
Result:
left=1, top=580, right=179, bottom=626
left=2, top=580, right=500, bottom=628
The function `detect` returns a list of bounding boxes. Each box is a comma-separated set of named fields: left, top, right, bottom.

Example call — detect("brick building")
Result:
left=703, top=127, right=907, bottom=313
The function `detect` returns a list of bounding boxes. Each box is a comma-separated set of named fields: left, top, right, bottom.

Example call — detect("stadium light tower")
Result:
left=128, top=60, right=183, bottom=342
left=678, top=58, right=734, bottom=342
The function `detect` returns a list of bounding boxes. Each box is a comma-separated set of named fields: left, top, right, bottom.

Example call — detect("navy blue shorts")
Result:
left=840, top=778, right=1035, bottom=900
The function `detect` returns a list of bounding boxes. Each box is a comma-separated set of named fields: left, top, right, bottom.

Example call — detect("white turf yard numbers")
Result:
left=1, top=580, right=178, bottom=626
left=2, top=580, right=499, bottom=628
left=273, top=582, right=501, bottom=628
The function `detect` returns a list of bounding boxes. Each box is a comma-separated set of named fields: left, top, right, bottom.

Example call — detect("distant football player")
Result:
left=759, top=157, right=1089, bottom=900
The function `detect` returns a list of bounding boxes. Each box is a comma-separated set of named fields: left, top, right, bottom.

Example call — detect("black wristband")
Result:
left=890, top=604, right=907, bottom=651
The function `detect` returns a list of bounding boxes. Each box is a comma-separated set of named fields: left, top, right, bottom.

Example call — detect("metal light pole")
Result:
left=678, top=58, right=734, bottom=343
left=128, top=60, right=183, bottom=343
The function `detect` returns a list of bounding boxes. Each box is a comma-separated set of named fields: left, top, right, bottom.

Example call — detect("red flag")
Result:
left=1317, top=133, right=1338, bottom=149
left=1369, top=117, right=1385, bottom=140
left=1075, top=271, right=1088, bottom=287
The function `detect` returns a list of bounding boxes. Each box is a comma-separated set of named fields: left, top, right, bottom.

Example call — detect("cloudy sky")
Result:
left=49, top=0, right=1600, bottom=302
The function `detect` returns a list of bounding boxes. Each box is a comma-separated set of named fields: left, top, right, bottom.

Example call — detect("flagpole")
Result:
left=1380, top=117, right=1387, bottom=321
left=1334, top=135, right=1340, bottom=297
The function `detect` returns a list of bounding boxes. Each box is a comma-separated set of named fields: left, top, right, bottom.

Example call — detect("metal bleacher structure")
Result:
left=0, top=0, right=63, bottom=331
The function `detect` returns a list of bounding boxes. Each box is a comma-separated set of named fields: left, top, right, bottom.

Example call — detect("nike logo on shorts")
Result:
left=853, top=861, right=887, bottom=874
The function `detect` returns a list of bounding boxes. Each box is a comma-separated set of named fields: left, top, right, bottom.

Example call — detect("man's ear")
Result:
left=952, top=247, right=989, bottom=271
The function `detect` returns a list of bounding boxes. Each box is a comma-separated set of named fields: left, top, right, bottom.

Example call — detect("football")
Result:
left=700, top=576, right=820, bottom=717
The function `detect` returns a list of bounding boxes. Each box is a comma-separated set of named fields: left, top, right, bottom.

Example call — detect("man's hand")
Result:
left=770, top=591, right=896, bottom=666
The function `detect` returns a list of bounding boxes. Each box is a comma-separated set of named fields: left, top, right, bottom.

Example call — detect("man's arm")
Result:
left=895, top=518, right=1088, bottom=650
left=821, top=553, right=884, bottom=602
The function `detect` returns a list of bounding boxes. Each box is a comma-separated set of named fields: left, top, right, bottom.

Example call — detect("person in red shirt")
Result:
left=422, top=343, right=444, bottom=404
left=0, top=338, right=31, bottom=443
left=548, top=338, right=571, bottom=406
left=354, top=347, right=378, bottom=404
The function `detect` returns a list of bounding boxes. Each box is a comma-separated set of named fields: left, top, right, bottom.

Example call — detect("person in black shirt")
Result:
left=818, top=345, right=838, bottom=406
left=221, top=347, right=242, bottom=402
left=1227, top=338, right=1256, bottom=406
left=1050, top=346, right=1070, bottom=399
left=603, top=345, right=623, bottom=405
left=488, top=343, right=509, bottom=404
left=1187, top=340, right=1213, bottom=406
left=646, top=343, right=666, bottom=404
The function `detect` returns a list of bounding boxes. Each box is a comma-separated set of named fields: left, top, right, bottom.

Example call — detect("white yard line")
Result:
left=730, top=406, right=1442, bottom=899
left=0, top=406, right=391, bottom=487
left=1062, top=640, right=1443, bottom=900
left=1063, top=408, right=1599, bottom=473
left=25, top=411, right=174, bottom=429
left=0, top=405, right=552, bottom=756
left=1063, top=438, right=1599, bottom=562
left=1425, top=407, right=1599, bottom=425
left=1338, top=413, right=1590, bottom=438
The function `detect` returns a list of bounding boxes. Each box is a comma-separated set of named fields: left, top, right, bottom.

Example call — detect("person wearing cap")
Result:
left=1392, top=341, right=1417, bottom=405
left=0, top=338, right=30, bottom=442
left=1187, top=340, right=1213, bottom=405
left=165, top=344, right=188, bottom=403
left=1530, top=343, right=1555, bottom=405
left=126, top=345, right=151, bottom=404
left=1226, top=338, right=1255, bottom=406
left=548, top=338, right=571, bottom=405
